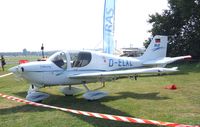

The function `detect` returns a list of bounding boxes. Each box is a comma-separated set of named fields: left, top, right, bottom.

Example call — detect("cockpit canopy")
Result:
left=49, top=51, right=92, bottom=69
left=69, top=51, right=92, bottom=67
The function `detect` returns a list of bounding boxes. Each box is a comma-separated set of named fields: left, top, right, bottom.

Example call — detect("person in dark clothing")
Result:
left=1, top=55, right=6, bottom=71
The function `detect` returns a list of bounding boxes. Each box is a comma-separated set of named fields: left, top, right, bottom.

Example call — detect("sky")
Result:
left=0, top=0, right=168, bottom=52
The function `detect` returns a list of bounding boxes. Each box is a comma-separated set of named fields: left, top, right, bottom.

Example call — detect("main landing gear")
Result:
left=82, top=82, right=108, bottom=101
left=60, top=82, right=108, bottom=101
left=26, top=82, right=108, bottom=102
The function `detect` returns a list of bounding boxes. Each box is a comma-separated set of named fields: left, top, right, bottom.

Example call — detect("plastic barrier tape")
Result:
left=0, top=93, right=199, bottom=127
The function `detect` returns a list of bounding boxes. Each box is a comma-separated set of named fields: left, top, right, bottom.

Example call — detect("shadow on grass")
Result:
left=0, top=104, right=53, bottom=115
left=0, top=91, right=169, bottom=127
left=113, top=92, right=170, bottom=100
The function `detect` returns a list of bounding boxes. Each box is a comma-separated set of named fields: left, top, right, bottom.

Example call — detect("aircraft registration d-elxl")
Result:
left=9, top=35, right=191, bottom=102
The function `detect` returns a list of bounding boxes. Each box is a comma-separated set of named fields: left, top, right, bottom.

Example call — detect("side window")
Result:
left=51, top=52, right=67, bottom=69
left=70, top=52, right=91, bottom=67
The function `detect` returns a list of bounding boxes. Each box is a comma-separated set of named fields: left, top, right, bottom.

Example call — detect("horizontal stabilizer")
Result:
left=142, top=55, right=191, bottom=66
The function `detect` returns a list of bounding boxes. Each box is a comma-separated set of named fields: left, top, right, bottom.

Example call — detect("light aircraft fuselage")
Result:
left=9, top=50, right=152, bottom=86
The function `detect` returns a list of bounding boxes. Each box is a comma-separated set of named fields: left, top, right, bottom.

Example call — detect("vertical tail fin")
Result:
left=140, top=35, right=168, bottom=61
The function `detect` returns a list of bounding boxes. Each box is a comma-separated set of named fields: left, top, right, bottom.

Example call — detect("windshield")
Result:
left=49, top=52, right=67, bottom=69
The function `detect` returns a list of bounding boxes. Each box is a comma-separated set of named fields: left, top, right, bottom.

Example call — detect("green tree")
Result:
left=143, top=38, right=151, bottom=49
left=23, top=48, right=28, bottom=56
left=148, top=0, right=200, bottom=59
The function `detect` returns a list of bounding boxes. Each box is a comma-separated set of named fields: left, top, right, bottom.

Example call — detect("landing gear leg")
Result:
left=82, top=81, right=90, bottom=92
left=82, top=81, right=108, bottom=101
left=102, top=81, right=105, bottom=87
left=28, top=84, right=39, bottom=94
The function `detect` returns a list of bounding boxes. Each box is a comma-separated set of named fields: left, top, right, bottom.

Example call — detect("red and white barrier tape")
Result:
left=0, top=93, right=199, bottom=127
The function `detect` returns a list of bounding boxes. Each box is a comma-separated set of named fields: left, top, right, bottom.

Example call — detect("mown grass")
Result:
left=0, top=57, right=200, bottom=127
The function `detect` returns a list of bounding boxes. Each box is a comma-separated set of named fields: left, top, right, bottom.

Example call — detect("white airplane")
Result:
left=9, top=35, right=191, bottom=102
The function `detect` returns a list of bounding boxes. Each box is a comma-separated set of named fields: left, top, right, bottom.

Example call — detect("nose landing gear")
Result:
left=26, top=84, right=49, bottom=102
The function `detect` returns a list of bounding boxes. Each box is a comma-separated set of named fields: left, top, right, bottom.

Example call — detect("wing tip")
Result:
left=184, top=55, right=192, bottom=59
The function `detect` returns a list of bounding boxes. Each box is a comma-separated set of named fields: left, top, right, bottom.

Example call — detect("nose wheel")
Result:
left=26, top=84, right=49, bottom=102
left=60, top=85, right=83, bottom=96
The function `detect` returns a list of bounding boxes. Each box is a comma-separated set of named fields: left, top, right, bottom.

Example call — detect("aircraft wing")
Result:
left=142, top=55, right=191, bottom=66
left=69, top=67, right=178, bottom=79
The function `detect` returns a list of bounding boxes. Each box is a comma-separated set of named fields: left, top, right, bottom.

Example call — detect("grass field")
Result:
left=0, top=57, right=200, bottom=127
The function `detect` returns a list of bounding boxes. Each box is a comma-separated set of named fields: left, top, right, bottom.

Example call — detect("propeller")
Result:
left=8, top=65, right=24, bottom=81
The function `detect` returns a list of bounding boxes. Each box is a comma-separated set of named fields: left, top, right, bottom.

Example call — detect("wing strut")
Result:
left=82, top=81, right=90, bottom=92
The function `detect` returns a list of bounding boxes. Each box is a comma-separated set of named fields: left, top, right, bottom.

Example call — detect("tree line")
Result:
left=148, top=0, right=200, bottom=59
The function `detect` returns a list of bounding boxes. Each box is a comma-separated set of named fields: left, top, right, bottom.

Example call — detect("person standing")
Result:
left=1, top=55, right=6, bottom=71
